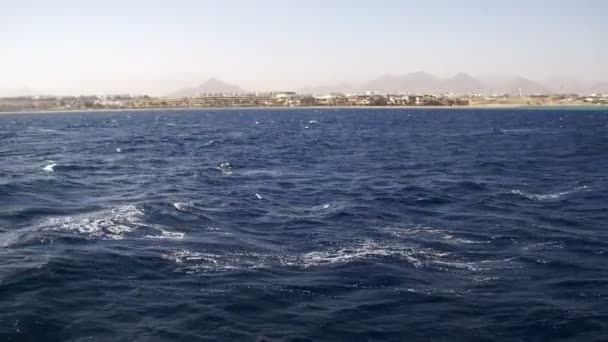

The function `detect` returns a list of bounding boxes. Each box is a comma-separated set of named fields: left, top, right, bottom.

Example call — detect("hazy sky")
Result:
left=1, top=0, right=606, bottom=95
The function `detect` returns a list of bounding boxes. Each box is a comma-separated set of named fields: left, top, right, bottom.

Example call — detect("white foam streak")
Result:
left=145, top=229, right=185, bottom=240
left=161, top=223, right=515, bottom=274
left=173, top=201, right=193, bottom=212
left=511, top=186, right=589, bottom=201
left=311, top=203, right=331, bottom=211
left=301, top=240, right=426, bottom=268
left=43, top=163, right=56, bottom=172
left=163, top=238, right=487, bottom=274
left=44, top=204, right=185, bottom=240
left=46, top=205, right=143, bottom=240
left=219, top=162, right=233, bottom=175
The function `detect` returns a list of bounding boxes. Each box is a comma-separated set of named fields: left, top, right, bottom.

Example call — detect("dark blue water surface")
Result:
left=1, top=108, right=607, bottom=341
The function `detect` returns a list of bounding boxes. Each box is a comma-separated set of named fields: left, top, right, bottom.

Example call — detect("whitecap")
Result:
left=441, top=234, right=489, bottom=245
left=32, top=128, right=63, bottom=134
left=311, top=203, right=331, bottom=211
left=162, top=241, right=492, bottom=274
left=497, top=128, right=539, bottom=135
left=116, top=148, right=122, bottom=153
left=42, top=204, right=182, bottom=241
left=376, top=224, right=445, bottom=239
left=299, top=240, right=451, bottom=269
left=173, top=201, right=193, bottom=212
left=521, top=241, right=565, bottom=251
left=309, top=120, right=319, bottom=124
left=165, top=250, right=218, bottom=264
left=43, top=163, right=57, bottom=172
left=472, top=276, right=500, bottom=283
left=45, top=205, right=144, bottom=240
left=145, top=229, right=185, bottom=240
left=377, top=225, right=490, bottom=246
left=162, top=249, right=270, bottom=272
left=511, top=186, right=588, bottom=201
left=239, top=169, right=282, bottom=177
left=431, top=260, right=485, bottom=272
left=163, top=236, right=502, bottom=274
left=218, top=162, right=233, bottom=175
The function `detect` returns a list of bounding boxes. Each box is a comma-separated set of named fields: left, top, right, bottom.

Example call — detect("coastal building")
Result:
left=314, top=94, right=347, bottom=106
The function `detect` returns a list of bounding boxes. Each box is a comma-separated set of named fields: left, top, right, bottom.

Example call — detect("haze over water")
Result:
left=1, top=108, right=607, bottom=341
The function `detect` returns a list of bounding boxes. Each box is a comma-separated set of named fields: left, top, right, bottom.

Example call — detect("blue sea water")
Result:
left=0, top=108, right=607, bottom=341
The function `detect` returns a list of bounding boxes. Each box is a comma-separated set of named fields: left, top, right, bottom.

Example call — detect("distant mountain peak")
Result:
left=0, top=87, right=40, bottom=98
left=410, top=71, right=434, bottom=77
left=201, top=77, right=224, bottom=86
left=450, top=72, right=475, bottom=79
left=170, top=78, right=244, bottom=97
left=361, top=71, right=480, bottom=94
left=504, top=77, right=548, bottom=95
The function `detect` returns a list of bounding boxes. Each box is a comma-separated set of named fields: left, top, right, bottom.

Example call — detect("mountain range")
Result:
left=302, top=72, right=555, bottom=95
left=170, top=78, right=245, bottom=97
left=170, top=73, right=606, bottom=97
left=1, top=74, right=606, bottom=98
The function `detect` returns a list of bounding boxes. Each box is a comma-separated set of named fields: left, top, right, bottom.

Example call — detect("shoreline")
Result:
left=0, top=103, right=606, bottom=115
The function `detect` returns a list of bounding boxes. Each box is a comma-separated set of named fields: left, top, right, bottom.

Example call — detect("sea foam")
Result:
left=44, top=204, right=185, bottom=240
left=511, top=185, right=589, bottom=201
left=43, top=163, right=57, bottom=172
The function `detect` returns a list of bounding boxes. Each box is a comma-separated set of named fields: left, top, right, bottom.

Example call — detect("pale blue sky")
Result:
left=1, top=0, right=606, bottom=95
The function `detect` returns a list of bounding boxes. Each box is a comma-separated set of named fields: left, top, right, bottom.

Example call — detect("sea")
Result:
left=0, top=108, right=607, bottom=341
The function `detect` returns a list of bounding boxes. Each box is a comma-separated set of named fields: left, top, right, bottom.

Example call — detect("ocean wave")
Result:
left=163, top=238, right=498, bottom=274
left=521, top=241, right=565, bottom=251
left=42, top=163, right=113, bottom=173
left=299, top=240, right=449, bottom=269
left=238, top=169, right=283, bottom=177
left=376, top=224, right=490, bottom=245
left=163, top=249, right=271, bottom=272
left=173, top=201, right=194, bottom=212
left=218, top=162, right=233, bottom=175
left=311, top=203, right=331, bottom=211
left=511, top=186, right=589, bottom=201
left=43, top=163, right=57, bottom=172
left=145, top=229, right=185, bottom=240
left=2, top=108, right=607, bottom=339
left=27, top=127, right=65, bottom=135
left=278, top=202, right=342, bottom=220
left=44, top=205, right=143, bottom=240
left=494, top=128, right=540, bottom=135
left=440, top=234, right=490, bottom=245
left=43, top=205, right=185, bottom=240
